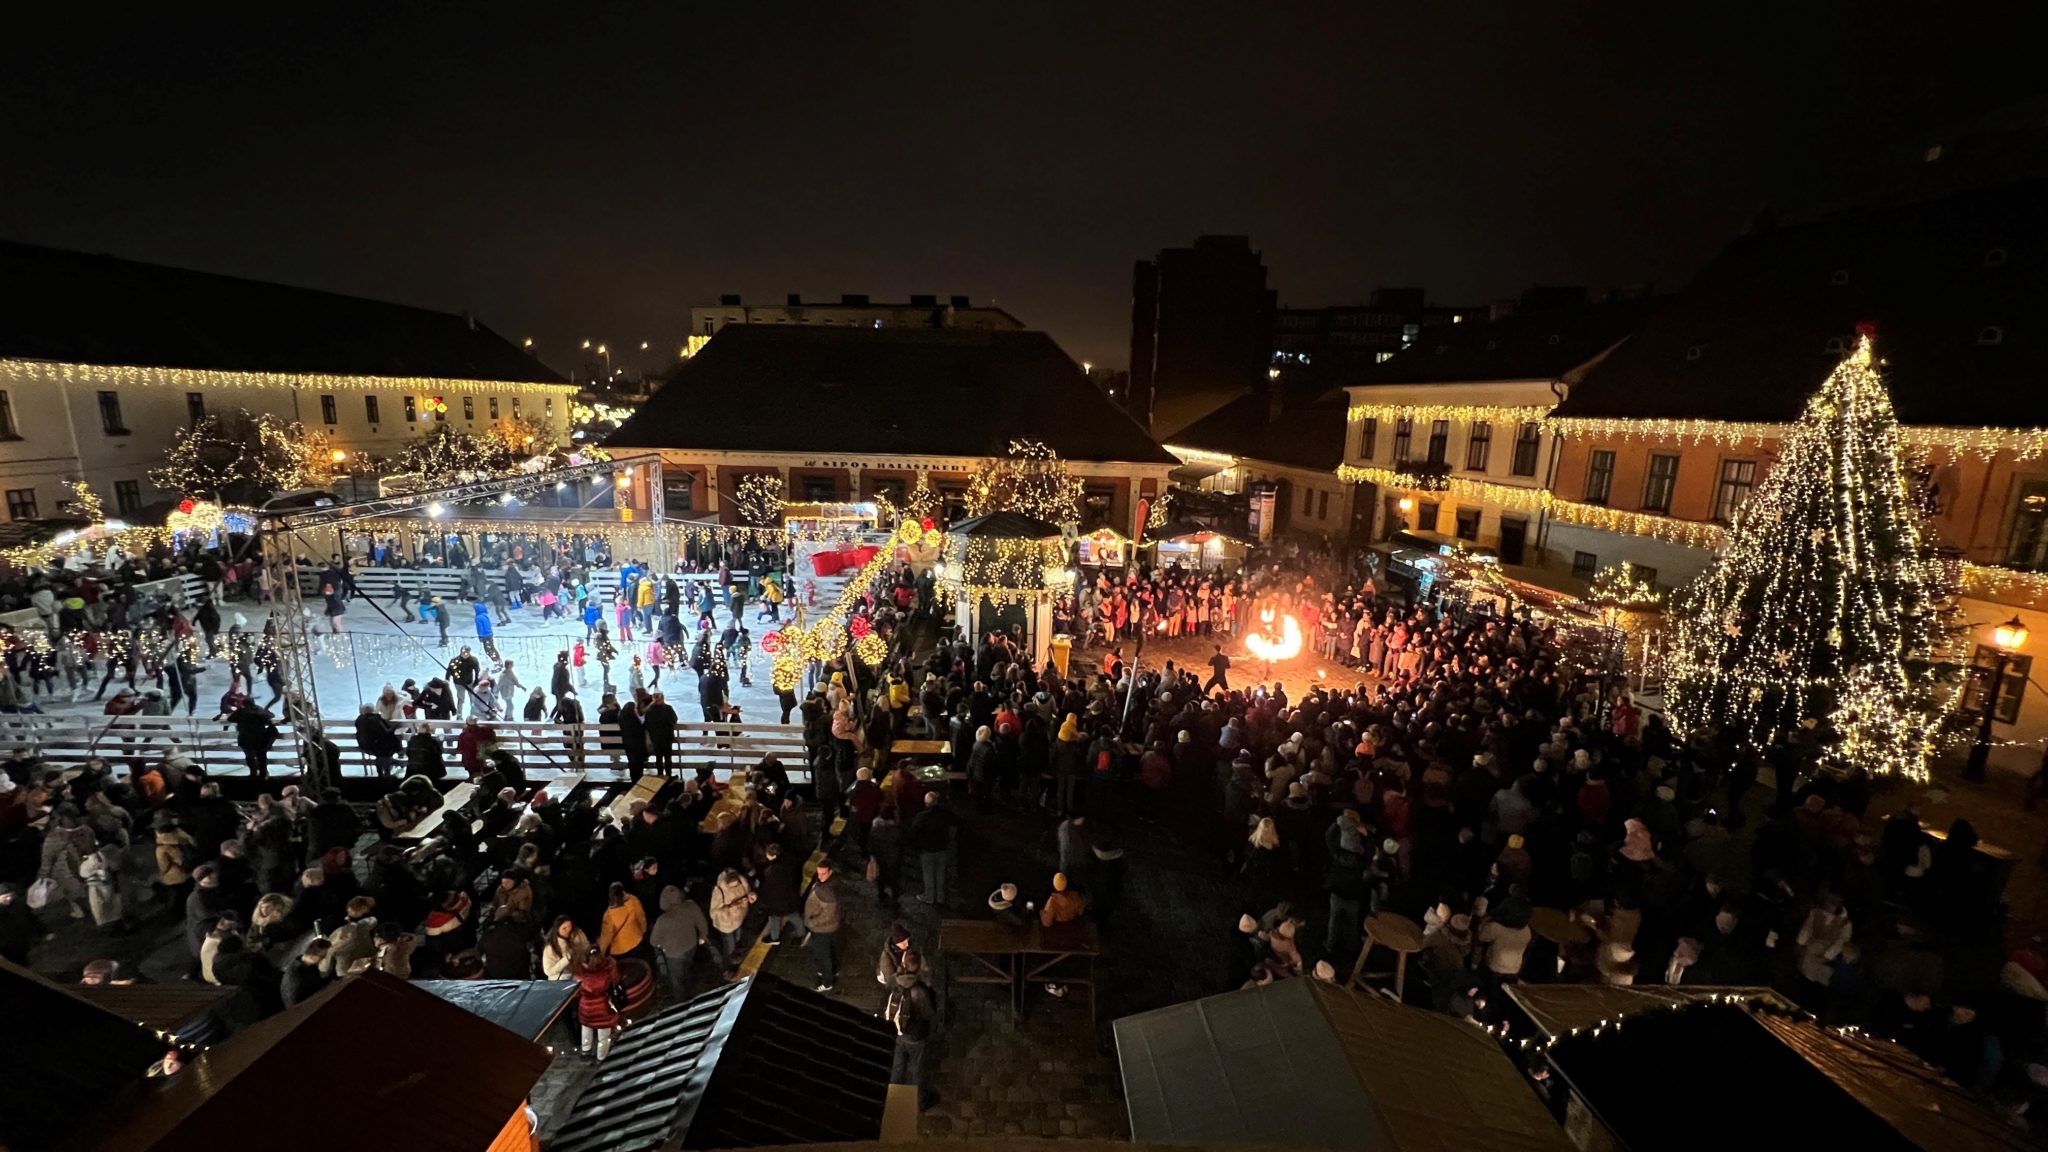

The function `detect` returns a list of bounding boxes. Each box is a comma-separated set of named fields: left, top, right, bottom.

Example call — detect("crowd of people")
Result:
left=4, top=529, right=2047, bottom=1128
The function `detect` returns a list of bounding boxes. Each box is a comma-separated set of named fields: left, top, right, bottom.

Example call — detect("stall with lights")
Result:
left=1148, top=519, right=1248, bottom=572
left=933, top=511, right=1073, bottom=661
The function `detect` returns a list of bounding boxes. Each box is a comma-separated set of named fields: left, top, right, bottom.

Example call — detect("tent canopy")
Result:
left=1114, top=977, right=1570, bottom=1152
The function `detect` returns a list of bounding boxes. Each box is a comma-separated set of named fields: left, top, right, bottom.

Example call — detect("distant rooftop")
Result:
left=0, top=240, right=565, bottom=384
left=612, top=325, right=1177, bottom=464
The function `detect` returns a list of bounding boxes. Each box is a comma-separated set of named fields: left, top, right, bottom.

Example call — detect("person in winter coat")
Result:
left=322, top=896, right=379, bottom=975
left=757, top=843, right=805, bottom=942
left=354, top=705, right=403, bottom=777
left=38, top=806, right=96, bottom=920
left=651, top=884, right=711, bottom=999
left=709, top=867, right=755, bottom=971
left=598, top=881, right=649, bottom=959
left=803, top=862, right=843, bottom=991
left=78, top=845, right=125, bottom=928
left=155, top=815, right=197, bottom=897
left=477, top=907, right=535, bottom=979
left=867, top=806, right=905, bottom=906
left=372, top=921, right=419, bottom=979
left=575, top=948, right=623, bottom=1060
left=543, top=915, right=592, bottom=980
left=282, top=938, right=334, bottom=1006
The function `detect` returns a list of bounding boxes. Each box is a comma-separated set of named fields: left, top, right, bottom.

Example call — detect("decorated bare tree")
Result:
left=153, top=411, right=334, bottom=502
left=964, top=440, right=1084, bottom=525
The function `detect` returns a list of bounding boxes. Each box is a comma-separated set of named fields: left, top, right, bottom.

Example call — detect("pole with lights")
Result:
left=1965, top=614, right=2029, bottom=782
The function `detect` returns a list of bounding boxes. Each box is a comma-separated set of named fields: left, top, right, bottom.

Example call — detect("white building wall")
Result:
left=0, top=362, right=574, bottom=520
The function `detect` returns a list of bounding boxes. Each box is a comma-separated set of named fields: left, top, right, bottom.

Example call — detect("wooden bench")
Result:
left=397, top=781, right=476, bottom=842
left=607, top=775, right=664, bottom=822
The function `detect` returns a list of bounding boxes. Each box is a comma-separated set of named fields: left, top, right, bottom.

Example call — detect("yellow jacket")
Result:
left=598, top=894, right=648, bottom=956
left=636, top=577, right=656, bottom=608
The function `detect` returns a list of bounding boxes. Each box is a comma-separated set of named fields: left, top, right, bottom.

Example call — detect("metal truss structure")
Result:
left=256, top=454, right=667, bottom=775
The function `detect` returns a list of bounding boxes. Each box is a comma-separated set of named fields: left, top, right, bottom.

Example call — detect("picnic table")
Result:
left=887, top=739, right=964, bottom=783
left=397, top=782, right=476, bottom=843
left=526, top=772, right=584, bottom=812
left=939, top=918, right=1102, bottom=1022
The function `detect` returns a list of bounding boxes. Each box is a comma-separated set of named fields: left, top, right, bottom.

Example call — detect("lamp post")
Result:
left=1396, top=496, right=1414, bottom=533
left=1966, top=614, right=2029, bottom=782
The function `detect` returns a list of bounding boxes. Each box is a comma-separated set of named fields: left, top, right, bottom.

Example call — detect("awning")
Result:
left=1115, top=977, right=1570, bottom=1152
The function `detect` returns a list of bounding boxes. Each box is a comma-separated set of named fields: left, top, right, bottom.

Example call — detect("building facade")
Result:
left=0, top=242, right=572, bottom=520
left=683, top=294, right=1021, bottom=358
left=1541, top=177, right=2048, bottom=772
left=1332, top=296, right=1662, bottom=565
left=608, top=325, right=1178, bottom=537
left=1272, top=289, right=1477, bottom=371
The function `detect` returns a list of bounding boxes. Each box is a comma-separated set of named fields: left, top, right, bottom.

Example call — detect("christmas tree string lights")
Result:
left=1664, top=332, right=1955, bottom=780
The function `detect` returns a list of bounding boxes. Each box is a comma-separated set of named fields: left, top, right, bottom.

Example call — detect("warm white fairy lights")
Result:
left=1, top=357, right=576, bottom=397
left=1348, top=402, right=1551, bottom=425
left=964, top=440, right=1084, bottom=524
left=1664, top=335, right=1954, bottom=780
left=1544, top=413, right=2048, bottom=463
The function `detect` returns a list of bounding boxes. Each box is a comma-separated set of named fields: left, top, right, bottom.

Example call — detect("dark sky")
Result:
left=2, top=4, right=2040, bottom=377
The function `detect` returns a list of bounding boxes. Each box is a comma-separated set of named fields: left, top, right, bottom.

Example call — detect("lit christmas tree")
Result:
left=1666, top=330, right=1954, bottom=780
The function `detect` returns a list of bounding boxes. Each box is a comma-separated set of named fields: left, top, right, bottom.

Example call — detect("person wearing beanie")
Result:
left=1040, top=872, right=1085, bottom=927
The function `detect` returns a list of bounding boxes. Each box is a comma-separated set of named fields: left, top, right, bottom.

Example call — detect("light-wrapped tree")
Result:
left=1666, top=331, right=1955, bottom=779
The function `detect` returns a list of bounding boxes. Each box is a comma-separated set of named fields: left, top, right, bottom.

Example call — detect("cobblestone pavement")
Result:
left=744, top=795, right=1245, bottom=1140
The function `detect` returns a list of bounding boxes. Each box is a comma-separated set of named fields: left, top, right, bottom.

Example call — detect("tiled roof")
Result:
left=608, top=325, right=1178, bottom=465
left=0, top=240, right=564, bottom=384
left=1169, top=393, right=1351, bottom=472
left=1552, top=178, right=2048, bottom=426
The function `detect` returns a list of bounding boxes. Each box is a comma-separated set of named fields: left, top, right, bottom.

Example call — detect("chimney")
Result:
left=949, top=295, right=970, bottom=308
left=719, top=293, right=742, bottom=306
left=787, top=293, right=803, bottom=306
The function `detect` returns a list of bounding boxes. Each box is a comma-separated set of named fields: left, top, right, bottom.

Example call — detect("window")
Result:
left=1426, top=420, right=1450, bottom=465
left=545, top=397, right=554, bottom=417
left=1393, top=418, right=1414, bottom=461
left=185, top=392, right=206, bottom=426
left=403, top=396, right=418, bottom=423
left=0, top=390, right=16, bottom=438
left=320, top=394, right=337, bottom=425
left=1584, top=449, right=1615, bottom=504
left=1416, top=501, right=1440, bottom=532
left=433, top=397, right=446, bottom=422
left=1630, top=564, right=1658, bottom=587
left=4, top=488, right=35, bottom=519
left=801, top=474, right=838, bottom=501
left=463, top=396, right=475, bottom=421
left=1643, top=453, right=1681, bottom=513
left=1359, top=417, right=1377, bottom=460
left=1455, top=508, right=1481, bottom=541
left=114, top=480, right=140, bottom=514
left=1466, top=421, right=1493, bottom=471
left=512, top=397, right=521, bottom=415
left=97, top=391, right=127, bottom=434
left=1572, top=551, right=1598, bottom=579
left=1714, top=458, right=1758, bottom=523
left=1302, top=487, right=1314, bottom=515
left=703, top=317, right=715, bottom=334
left=489, top=397, right=500, bottom=420
left=365, top=395, right=381, bottom=424
left=1317, top=490, right=1329, bottom=519
left=1510, top=421, right=1541, bottom=476
left=2004, top=480, right=2048, bottom=569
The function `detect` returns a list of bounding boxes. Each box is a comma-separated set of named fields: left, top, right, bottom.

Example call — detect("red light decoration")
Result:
left=920, top=517, right=935, bottom=532
left=760, top=631, right=783, bottom=654
left=177, top=498, right=196, bottom=515
left=849, top=615, right=873, bottom=639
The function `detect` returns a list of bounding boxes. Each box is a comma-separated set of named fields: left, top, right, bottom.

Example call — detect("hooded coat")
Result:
left=650, top=885, right=710, bottom=960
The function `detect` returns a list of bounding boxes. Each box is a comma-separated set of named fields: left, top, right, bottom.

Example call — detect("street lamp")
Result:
left=1396, top=496, right=1414, bottom=532
left=1966, top=614, right=2029, bottom=781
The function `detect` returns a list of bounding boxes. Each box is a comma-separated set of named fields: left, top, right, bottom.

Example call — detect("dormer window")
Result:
left=1830, top=269, right=1851, bottom=286
left=1979, top=326, right=2005, bottom=346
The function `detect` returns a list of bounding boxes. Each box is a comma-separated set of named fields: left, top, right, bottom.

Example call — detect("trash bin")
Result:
left=1050, top=633, right=1072, bottom=679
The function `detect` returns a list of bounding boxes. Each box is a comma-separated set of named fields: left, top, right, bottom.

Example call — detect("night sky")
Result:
left=2, top=4, right=2038, bottom=377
